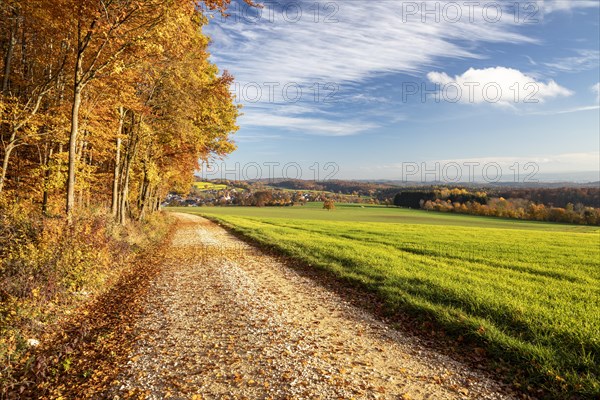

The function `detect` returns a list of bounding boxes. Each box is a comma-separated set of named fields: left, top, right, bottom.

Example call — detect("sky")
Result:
left=201, top=0, right=600, bottom=183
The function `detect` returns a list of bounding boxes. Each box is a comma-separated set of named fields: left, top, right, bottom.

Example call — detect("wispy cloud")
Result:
left=362, top=152, right=600, bottom=177
left=523, top=82, right=600, bottom=115
left=208, top=1, right=535, bottom=88
left=526, top=105, right=600, bottom=115
left=535, top=0, right=599, bottom=14
left=233, top=133, right=283, bottom=143
left=593, top=82, right=600, bottom=102
left=436, top=152, right=600, bottom=171
left=240, top=112, right=378, bottom=136
left=205, top=0, right=597, bottom=135
left=544, top=49, right=600, bottom=73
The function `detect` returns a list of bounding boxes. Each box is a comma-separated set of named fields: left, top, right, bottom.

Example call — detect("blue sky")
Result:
left=202, top=0, right=600, bottom=182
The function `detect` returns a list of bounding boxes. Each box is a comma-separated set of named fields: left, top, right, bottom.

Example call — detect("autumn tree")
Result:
left=323, top=199, right=336, bottom=210
left=0, top=0, right=248, bottom=221
left=0, top=1, right=69, bottom=194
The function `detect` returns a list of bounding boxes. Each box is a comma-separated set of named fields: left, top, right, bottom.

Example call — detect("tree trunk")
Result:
left=119, top=170, right=129, bottom=225
left=2, top=13, right=17, bottom=94
left=86, top=148, right=92, bottom=208
left=66, top=20, right=86, bottom=217
left=0, top=144, right=14, bottom=194
left=0, top=125, right=18, bottom=194
left=66, top=85, right=82, bottom=217
left=154, top=188, right=163, bottom=213
left=118, top=127, right=137, bottom=225
left=147, top=188, right=156, bottom=215
left=42, top=147, right=54, bottom=215
left=111, top=108, right=124, bottom=217
left=118, top=112, right=142, bottom=224
left=137, top=174, right=150, bottom=221
left=77, top=140, right=86, bottom=207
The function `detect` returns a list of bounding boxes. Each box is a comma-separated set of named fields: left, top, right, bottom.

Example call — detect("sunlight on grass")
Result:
left=172, top=203, right=600, bottom=395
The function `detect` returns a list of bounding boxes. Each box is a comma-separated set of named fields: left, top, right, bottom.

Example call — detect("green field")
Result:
left=171, top=203, right=600, bottom=396
left=192, top=181, right=228, bottom=191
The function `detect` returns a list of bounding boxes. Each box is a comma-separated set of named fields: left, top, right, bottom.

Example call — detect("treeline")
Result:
left=394, top=188, right=487, bottom=209
left=269, top=179, right=394, bottom=197
left=395, top=188, right=600, bottom=225
left=0, top=0, right=244, bottom=221
left=496, top=187, right=600, bottom=208
left=268, top=181, right=600, bottom=211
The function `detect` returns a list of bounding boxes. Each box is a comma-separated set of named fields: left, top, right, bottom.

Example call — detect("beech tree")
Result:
left=0, top=0, right=246, bottom=221
left=0, top=1, right=68, bottom=194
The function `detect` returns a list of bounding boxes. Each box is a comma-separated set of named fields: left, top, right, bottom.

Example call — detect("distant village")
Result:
left=163, top=186, right=376, bottom=208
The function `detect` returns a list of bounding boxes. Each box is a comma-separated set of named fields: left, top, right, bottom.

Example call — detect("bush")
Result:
left=0, top=199, right=170, bottom=394
left=323, top=199, right=336, bottom=210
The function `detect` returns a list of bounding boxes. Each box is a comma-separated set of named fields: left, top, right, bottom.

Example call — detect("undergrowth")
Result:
left=0, top=199, right=171, bottom=396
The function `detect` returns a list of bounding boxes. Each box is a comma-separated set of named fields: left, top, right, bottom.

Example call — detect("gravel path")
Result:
left=111, top=213, right=516, bottom=400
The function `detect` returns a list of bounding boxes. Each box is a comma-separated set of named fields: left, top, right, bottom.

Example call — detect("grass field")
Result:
left=192, top=181, right=228, bottom=191
left=170, top=203, right=600, bottom=396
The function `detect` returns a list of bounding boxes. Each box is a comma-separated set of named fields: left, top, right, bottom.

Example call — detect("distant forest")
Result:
left=198, top=179, right=600, bottom=225
left=266, top=180, right=600, bottom=208
left=393, top=188, right=600, bottom=225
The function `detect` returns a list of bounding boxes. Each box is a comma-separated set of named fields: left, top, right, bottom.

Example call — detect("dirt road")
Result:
left=110, top=213, right=515, bottom=399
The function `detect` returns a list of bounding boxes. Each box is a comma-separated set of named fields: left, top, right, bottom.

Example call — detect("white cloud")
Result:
left=427, top=67, right=572, bottom=106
